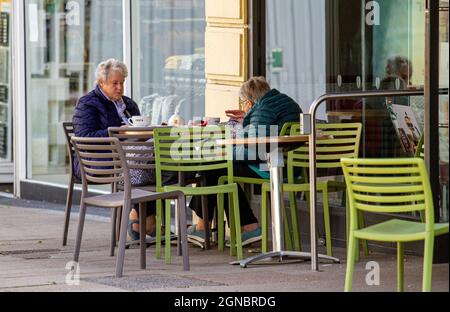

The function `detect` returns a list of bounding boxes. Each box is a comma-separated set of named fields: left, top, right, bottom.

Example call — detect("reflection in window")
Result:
left=132, top=0, right=206, bottom=125
left=324, top=0, right=426, bottom=159
left=266, top=0, right=428, bottom=211
left=25, top=0, right=123, bottom=182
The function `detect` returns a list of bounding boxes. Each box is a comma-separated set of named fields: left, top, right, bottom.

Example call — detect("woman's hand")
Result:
left=225, top=110, right=245, bottom=123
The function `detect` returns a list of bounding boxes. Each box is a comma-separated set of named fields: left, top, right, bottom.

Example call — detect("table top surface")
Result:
left=122, top=130, right=154, bottom=136
left=217, top=135, right=311, bottom=146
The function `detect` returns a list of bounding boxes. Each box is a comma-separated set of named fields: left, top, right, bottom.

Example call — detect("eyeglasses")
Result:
left=239, top=97, right=251, bottom=110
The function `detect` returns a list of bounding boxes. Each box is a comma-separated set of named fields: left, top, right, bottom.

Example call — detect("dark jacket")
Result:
left=235, top=89, right=302, bottom=162
left=243, top=89, right=302, bottom=137
left=72, top=85, right=140, bottom=178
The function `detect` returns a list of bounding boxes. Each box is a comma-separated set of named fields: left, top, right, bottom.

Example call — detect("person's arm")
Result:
left=225, top=110, right=245, bottom=123
left=73, top=102, right=109, bottom=138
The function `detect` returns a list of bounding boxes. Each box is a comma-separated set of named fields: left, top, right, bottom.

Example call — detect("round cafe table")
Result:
left=217, top=135, right=340, bottom=268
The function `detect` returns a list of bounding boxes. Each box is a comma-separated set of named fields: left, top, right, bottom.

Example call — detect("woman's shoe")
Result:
left=128, top=220, right=176, bottom=244
left=187, top=224, right=205, bottom=243
left=126, top=219, right=154, bottom=242
left=225, top=227, right=262, bottom=247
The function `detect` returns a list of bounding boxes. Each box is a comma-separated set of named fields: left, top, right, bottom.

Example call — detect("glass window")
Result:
left=439, top=0, right=448, bottom=222
left=266, top=0, right=427, bottom=209
left=267, top=0, right=426, bottom=159
left=25, top=0, right=123, bottom=184
left=131, top=0, right=206, bottom=125
left=266, top=0, right=327, bottom=118
left=0, top=0, right=12, bottom=163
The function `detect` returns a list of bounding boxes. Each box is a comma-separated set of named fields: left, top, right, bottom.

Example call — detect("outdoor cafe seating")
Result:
left=259, top=123, right=367, bottom=257
left=108, top=126, right=206, bottom=255
left=70, top=136, right=189, bottom=277
left=341, top=157, right=449, bottom=292
left=62, top=119, right=447, bottom=291
left=152, top=126, right=244, bottom=262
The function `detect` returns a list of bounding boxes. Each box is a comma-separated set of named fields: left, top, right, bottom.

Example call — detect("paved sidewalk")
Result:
left=0, top=199, right=448, bottom=292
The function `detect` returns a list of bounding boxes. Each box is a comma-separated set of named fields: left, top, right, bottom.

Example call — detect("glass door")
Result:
left=265, top=0, right=448, bottom=220
left=24, top=0, right=123, bottom=185
left=0, top=0, right=13, bottom=184
left=438, top=0, right=448, bottom=222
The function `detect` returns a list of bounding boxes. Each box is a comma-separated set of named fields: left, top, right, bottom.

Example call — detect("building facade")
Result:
left=0, top=0, right=448, bottom=256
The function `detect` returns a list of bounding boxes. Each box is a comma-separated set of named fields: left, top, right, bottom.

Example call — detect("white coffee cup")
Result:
left=128, top=115, right=151, bottom=127
left=205, top=117, right=220, bottom=125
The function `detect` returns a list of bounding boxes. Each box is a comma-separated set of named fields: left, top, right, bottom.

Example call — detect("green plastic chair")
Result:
left=153, top=126, right=244, bottom=262
left=415, top=131, right=425, bottom=159
left=341, top=157, right=449, bottom=292
left=217, top=121, right=299, bottom=250
left=261, top=123, right=366, bottom=257
left=414, top=132, right=425, bottom=222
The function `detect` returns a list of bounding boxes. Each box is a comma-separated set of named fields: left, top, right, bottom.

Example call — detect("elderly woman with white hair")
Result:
left=73, top=58, right=138, bottom=142
left=72, top=58, right=156, bottom=242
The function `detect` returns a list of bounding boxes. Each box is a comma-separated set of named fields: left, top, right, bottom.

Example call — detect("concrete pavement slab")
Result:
left=0, top=202, right=448, bottom=292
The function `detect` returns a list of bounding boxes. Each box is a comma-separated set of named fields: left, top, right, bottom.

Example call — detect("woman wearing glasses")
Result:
left=188, top=76, right=302, bottom=246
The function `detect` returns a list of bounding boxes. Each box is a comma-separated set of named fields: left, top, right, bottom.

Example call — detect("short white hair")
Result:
left=95, top=58, right=128, bottom=83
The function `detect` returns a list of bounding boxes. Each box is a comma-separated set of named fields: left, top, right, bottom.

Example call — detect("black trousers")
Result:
left=188, top=162, right=260, bottom=227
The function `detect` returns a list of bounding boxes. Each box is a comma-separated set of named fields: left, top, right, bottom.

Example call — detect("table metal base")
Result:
left=230, top=251, right=340, bottom=268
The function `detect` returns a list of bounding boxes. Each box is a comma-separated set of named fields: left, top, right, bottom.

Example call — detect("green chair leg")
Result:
left=397, top=242, right=404, bottom=292
left=231, top=188, right=243, bottom=260
left=288, top=191, right=301, bottom=251
left=165, top=199, right=172, bottom=264
left=217, top=193, right=225, bottom=252
left=358, top=212, right=369, bottom=257
left=422, top=234, right=435, bottom=292
left=282, top=205, right=293, bottom=251
left=323, top=189, right=332, bottom=257
left=228, top=192, right=236, bottom=257
left=344, top=234, right=357, bottom=292
left=156, top=199, right=162, bottom=259
left=346, top=197, right=360, bottom=262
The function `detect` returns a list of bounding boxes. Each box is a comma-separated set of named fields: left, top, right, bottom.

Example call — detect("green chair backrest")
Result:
left=153, top=126, right=233, bottom=190
left=280, top=121, right=299, bottom=136
left=287, top=123, right=362, bottom=171
left=415, top=132, right=425, bottom=159
left=341, top=157, right=435, bottom=230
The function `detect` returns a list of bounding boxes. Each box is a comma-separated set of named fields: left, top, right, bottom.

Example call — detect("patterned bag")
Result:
left=126, top=138, right=177, bottom=186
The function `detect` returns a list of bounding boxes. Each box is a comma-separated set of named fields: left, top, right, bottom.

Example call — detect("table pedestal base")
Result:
left=230, top=251, right=340, bottom=268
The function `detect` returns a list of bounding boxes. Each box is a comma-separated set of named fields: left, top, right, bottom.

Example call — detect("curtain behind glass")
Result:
left=132, top=0, right=206, bottom=125
left=266, top=0, right=326, bottom=119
